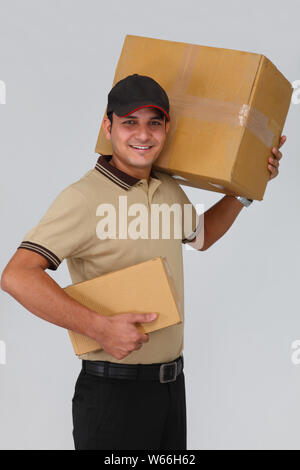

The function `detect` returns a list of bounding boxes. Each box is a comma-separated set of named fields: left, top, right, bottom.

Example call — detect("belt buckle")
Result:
left=159, top=361, right=177, bottom=383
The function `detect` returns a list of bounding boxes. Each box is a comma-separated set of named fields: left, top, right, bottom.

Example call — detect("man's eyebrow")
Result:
left=150, top=116, right=164, bottom=120
left=122, top=114, right=164, bottom=120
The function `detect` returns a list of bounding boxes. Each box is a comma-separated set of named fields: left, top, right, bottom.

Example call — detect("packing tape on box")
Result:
left=157, top=44, right=279, bottom=168
left=168, top=96, right=275, bottom=144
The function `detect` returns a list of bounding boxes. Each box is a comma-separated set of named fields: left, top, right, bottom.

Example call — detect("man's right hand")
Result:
left=94, top=312, right=158, bottom=360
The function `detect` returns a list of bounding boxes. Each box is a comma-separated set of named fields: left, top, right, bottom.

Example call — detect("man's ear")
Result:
left=165, top=119, right=170, bottom=134
left=102, top=117, right=112, bottom=141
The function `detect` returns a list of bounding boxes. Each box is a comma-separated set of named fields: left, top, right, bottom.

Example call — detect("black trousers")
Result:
left=72, top=360, right=187, bottom=450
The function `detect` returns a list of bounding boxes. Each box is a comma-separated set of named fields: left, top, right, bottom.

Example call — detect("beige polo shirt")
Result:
left=18, top=154, right=203, bottom=364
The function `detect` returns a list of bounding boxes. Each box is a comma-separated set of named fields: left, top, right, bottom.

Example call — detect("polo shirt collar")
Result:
left=95, top=154, right=158, bottom=191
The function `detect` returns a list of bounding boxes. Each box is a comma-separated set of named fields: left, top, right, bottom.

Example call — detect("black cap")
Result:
left=107, top=74, right=170, bottom=121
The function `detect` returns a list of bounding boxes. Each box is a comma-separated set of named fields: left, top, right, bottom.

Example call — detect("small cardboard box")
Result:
left=64, top=257, right=182, bottom=356
left=95, top=35, right=292, bottom=200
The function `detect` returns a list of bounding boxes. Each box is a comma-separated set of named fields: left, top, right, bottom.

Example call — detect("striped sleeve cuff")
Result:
left=182, top=217, right=203, bottom=244
left=17, top=241, right=61, bottom=270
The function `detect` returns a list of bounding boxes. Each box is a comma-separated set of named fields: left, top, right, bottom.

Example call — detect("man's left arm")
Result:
left=188, top=135, right=286, bottom=251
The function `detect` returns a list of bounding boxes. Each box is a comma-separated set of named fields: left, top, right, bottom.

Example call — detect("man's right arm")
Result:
left=0, top=249, right=156, bottom=360
left=0, top=248, right=105, bottom=342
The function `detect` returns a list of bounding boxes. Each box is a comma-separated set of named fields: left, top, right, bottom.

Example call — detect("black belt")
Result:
left=82, top=355, right=184, bottom=383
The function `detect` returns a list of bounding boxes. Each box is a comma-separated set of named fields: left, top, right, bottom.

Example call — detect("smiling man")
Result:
left=1, top=73, right=285, bottom=450
left=104, top=108, right=168, bottom=181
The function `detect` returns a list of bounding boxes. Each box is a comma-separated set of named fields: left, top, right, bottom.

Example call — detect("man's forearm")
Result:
left=203, top=195, right=245, bottom=249
left=1, top=265, right=105, bottom=341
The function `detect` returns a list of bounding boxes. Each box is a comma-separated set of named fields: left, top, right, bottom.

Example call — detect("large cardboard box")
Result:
left=95, top=35, right=292, bottom=200
left=64, top=257, right=182, bottom=356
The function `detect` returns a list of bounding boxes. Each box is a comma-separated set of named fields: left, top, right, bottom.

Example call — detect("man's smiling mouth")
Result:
left=129, top=145, right=153, bottom=152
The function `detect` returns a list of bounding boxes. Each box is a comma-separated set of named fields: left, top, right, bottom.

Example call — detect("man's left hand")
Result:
left=268, top=135, right=287, bottom=181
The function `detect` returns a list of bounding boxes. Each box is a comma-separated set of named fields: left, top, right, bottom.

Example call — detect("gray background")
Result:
left=0, top=0, right=299, bottom=450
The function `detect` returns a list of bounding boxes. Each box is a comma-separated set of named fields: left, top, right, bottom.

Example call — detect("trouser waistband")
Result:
left=82, top=355, right=184, bottom=383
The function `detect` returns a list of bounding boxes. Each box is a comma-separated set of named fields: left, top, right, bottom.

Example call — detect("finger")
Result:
left=271, top=148, right=282, bottom=160
left=268, top=157, right=279, bottom=168
left=137, top=335, right=149, bottom=345
left=268, top=164, right=279, bottom=179
left=268, top=161, right=279, bottom=172
left=142, top=334, right=149, bottom=343
left=272, top=168, right=279, bottom=179
left=127, top=313, right=157, bottom=324
left=279, top=135, right=287, bottom=148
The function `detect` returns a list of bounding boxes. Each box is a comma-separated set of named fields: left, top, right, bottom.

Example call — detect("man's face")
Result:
left=102, top=107, right=170, bottom=171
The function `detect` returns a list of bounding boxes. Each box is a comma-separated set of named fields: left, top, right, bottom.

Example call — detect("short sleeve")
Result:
left=173, top=183, right=203, bottom=244
left=17, top=186, right=92, bottom=270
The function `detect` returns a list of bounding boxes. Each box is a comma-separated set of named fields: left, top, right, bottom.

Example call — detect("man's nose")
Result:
left=134, top=124, right=152, bottom=141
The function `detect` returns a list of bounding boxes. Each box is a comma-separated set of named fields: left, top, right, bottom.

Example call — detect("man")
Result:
left=0, top=74, right=285, bottom=450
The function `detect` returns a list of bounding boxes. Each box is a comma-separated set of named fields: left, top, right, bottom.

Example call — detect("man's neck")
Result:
left=109, top=155, right=151, bottom=184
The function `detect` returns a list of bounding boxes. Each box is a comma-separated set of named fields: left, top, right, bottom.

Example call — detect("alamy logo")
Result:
left=95, top=197, right=204, bottom=241
left=0, top=80, right=6, bottom=104
left=292, top=80, right=300, bottom=105
left=291, top=340, right=300, bottom=365
left=0, top=340, right=6, bottom=365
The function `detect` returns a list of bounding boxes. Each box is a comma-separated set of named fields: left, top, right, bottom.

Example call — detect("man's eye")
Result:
left=123, top=120, right=162, bottom=126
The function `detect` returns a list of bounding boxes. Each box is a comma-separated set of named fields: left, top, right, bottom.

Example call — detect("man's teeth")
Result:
left=130, top=145, right=151, bottom=149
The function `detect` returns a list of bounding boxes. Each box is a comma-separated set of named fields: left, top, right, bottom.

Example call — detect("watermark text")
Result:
left=0, top=80, right=6, bottom=104
left=0, top=340, right=6, bottom=365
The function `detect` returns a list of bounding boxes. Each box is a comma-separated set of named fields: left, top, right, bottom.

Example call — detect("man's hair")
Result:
left=107, top=109, right=166, bottom=128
